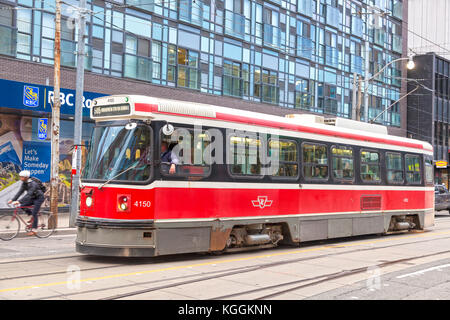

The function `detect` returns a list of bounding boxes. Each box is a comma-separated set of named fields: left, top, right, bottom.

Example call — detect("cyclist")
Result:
left=7, top=170, right=45, bottom=236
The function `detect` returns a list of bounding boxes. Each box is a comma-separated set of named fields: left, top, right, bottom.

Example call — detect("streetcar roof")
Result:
left=91, top=94, right=433, bottom=154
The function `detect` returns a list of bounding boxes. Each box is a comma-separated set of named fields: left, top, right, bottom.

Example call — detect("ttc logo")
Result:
left=23, top=85, right=39, bottom=107
left=252, top=196, right=273, bottom=209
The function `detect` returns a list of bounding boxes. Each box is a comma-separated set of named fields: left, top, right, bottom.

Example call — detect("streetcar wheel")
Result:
left=0, top=215, right=20, bottom=241
left=34, top=212, right=56, bottom=238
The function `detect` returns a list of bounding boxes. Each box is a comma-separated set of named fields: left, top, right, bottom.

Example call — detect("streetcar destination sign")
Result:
left=92, top=104, right=130, bottom=117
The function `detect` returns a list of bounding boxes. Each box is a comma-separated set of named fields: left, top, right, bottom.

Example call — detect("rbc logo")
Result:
left=23, top=85, right=39, bottom=107
left=38, top=118, right=48, bottom=140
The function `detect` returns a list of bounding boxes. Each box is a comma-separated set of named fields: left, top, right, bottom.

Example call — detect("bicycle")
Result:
left=0, top=203, right=56, bottom=240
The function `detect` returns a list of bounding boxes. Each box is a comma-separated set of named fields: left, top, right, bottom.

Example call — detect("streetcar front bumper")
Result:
left=76, top=217, right=156, bottom=257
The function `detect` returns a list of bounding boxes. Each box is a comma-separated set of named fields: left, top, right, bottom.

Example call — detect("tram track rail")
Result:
left=106, top=248, right=450, bottom=300
left=17, top=232, right=450, bottom=300
left=103, top=237, right=450, bottom=300
left=211, top=250, right=450, bottom=300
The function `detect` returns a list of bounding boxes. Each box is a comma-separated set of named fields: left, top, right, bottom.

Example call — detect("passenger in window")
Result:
left=232, top=164, right=242, bottom=174
left=319, top=166, right=327, bottom=178
left=343, top=162, right=352, bottom=178
left=250, top=164, right=259, bottom=175
left=161, top=141, right=179, bottom=174
left=314, top=167, right=321, bottom=178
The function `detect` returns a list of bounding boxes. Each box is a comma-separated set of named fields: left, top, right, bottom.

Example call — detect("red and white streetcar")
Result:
left=76, top=95, right=434, bottom=257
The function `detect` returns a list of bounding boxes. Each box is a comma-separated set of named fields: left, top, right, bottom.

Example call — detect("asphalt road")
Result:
left=1, top=212, right=450, bottom=300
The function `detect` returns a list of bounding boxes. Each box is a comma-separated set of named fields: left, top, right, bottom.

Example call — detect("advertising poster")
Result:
left=0, top=79, right=102, bottom=208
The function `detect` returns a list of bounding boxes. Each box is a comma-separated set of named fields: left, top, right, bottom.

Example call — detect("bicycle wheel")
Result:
left=34, top=211, right=56, bottom=238
left=0, top=214, right=20, bottom=241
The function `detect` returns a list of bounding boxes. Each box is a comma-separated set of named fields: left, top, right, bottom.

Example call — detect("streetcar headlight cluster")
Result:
left=85, top=196, right=93, bottom=207
left=117, top=195, right=130, bottom=212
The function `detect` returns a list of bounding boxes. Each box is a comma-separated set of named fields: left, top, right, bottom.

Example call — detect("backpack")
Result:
left=31, top=177, right=46, bottom=193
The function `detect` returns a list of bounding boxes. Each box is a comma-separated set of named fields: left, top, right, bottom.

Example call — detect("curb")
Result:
left=16, top=228, right=77, bottom=238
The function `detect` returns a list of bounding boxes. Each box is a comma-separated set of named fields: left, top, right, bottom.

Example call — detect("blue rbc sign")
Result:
left=23, top=85, right=39, bottom=107
left=38, top=118, right=48, bottom=140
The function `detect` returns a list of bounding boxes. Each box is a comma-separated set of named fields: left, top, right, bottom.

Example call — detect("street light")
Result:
left=406, top=57, right=416, bottom=70
left=366, top=55, right=415, bottom=83
left=352, top=55, right=416, bottom=122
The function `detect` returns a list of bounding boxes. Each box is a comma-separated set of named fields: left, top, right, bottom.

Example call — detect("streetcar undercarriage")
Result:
left=75, top=209, right=433, bottom=257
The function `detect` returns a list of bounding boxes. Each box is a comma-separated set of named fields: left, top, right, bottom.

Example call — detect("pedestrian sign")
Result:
left=38, top=118, right=48, bottom=140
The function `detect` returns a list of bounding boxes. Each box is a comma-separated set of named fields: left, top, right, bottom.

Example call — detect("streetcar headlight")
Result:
left=120, top=203, right=127, bottom=211
left=85, top=196, right=93, bottom=207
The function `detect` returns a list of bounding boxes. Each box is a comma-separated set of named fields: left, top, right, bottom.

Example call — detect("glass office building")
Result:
left=0, top=0, right=406, bottom=126
left=408, top=53, right=450, bottom=188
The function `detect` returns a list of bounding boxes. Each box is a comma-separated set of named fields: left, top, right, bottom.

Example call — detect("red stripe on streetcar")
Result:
left=132, top=103, right=431, bottom=151
left=134, top=103, right=159, bottom=112
left=216, top=112, right=428, bottom=151
left=79, top=186, right=434, bottom=221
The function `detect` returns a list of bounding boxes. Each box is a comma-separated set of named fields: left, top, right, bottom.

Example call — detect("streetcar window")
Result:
left=360, top=151, right=380, bottom=182
left=425, top=158, right=433, bottom=184
left=160, top=127, right=212, bottom=178
left=229, top=134, right=263, bottom=176
left=268, top=139, right=298, bottom=178
left=386, top=152, right=404, bottom=184
left=331, top=146, right=353, bottom=181
left=302, top=143, right=328, bottom=180
left=83, top=124, right=152, bottom=182
left=405, top=155, right=421, bottom=184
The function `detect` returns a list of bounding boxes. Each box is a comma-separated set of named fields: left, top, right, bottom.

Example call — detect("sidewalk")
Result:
left=16, top=211, right=77, bottom=238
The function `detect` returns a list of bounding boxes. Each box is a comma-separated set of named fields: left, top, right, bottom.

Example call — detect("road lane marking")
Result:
left=396, top=263, right=450, bottom=279
left=1, top=230, right=450, bottom=294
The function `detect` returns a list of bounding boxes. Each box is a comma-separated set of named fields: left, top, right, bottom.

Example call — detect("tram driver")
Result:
left=161, top=141, right=179, bottom=174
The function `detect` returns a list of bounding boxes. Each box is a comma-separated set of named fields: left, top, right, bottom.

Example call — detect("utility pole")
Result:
left=351, top=72, right=358, bottom=120
left=363, top=41, right=370, bottom=122
left=69, top=0, right=87, bottom=228
left=50, top=0, right=62, bottom=229
left=356, top=75, right=362, bottom=121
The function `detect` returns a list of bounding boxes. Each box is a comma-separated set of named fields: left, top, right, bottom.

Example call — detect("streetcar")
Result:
left=76, top=95, right=435, bottom=257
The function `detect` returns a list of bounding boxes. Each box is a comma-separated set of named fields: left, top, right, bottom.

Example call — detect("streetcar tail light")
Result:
left=117, top=195, right=131, bottom=212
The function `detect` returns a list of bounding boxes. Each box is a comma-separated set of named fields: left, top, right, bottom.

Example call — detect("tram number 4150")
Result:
left=134, top=201, right=152, bottom=208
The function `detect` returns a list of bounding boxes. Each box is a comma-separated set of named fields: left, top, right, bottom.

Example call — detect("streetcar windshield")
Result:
left=83, top=124, right=151, bottom=182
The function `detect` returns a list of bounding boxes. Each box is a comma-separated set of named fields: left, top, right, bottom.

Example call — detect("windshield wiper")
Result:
left=98, top=161, right=143, bottom=190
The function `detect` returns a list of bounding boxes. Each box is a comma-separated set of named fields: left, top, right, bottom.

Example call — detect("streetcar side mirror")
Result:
left=162, top=123, right=174, bottom=135
left=125, top=122, right=137, bottom=130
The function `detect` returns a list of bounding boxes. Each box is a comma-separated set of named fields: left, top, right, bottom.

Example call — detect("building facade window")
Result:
left=124, top=34, right=153, bottom=82
left=223, top=60, right=249, bottom=97
left=259, top=68, right=278, bottom=104
left=0, top=5, right=16, bottom=56
left=295, top=78, right=312, bottom=109
left=177, top=47, right=200, bottom=90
